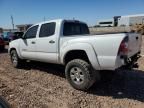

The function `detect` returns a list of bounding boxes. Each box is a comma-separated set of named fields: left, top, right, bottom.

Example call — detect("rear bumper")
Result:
left=0, top=43, right=5, bottom=46
left=0, top=44, right=5, bottom=50
left=0, top=41, right=5, bottom=50
left=0, top=41, right=5, bottom=46
left=95, top=52, right=141, bottom=71
left=0, top=44, right=5, bottom=47
left=119, top=52, right=141, bottom=69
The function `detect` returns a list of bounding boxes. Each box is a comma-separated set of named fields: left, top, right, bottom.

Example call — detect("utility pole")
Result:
left=11, top=15, right=14, bottom=30
left=44, top=16, right=46, bottom=21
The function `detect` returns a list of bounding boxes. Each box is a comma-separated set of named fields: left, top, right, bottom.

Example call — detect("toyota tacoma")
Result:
left=9, top=19, right=142, bottom=91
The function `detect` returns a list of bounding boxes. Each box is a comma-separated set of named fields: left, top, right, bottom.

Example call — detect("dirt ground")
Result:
left=0, top=38, right=144, bottom=108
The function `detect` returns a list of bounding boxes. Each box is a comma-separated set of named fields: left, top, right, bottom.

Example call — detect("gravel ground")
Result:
left=0, top=47, right=144, bottom=108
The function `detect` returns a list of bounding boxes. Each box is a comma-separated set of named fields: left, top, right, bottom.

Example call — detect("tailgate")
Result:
left=127, top=33, right=142, bottom=57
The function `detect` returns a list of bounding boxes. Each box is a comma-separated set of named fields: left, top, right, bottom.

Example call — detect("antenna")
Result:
left=11, top=15, right=14, bottom=30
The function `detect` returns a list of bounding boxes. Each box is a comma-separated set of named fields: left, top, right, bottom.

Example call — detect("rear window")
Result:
left=63, top=22, right=89, bottom=36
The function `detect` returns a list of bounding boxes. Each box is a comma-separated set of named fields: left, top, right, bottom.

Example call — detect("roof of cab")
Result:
left=32, top=19, right=86, bottom=26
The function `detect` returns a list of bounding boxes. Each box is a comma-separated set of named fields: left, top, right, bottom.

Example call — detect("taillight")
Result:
left=118, top=36, right=129, bottom=55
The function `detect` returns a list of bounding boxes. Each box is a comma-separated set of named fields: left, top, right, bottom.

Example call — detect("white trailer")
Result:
left=118, top=14, right=144, bottom=26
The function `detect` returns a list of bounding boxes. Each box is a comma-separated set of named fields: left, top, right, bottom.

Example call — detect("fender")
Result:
left=60, top=42, right=101, bottom=70
left=9, top=40, right=23, bottom=59
left=91, top=34, right=127, bottom=70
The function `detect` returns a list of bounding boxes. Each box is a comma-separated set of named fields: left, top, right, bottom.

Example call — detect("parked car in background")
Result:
left=0, top=35, right=5, bottom=51
left=3, top=32, right=12, bottom=44
left=3, top=32, right=24, bottom=43
left=9, top=32, right=24, bottom=42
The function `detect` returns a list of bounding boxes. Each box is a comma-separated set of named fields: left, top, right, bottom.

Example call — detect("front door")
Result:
left=20, top=25, right=39, bottom=60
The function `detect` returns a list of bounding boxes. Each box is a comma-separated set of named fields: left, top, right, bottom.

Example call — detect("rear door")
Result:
left=36, top=22, right=58, bottom=63
left=19, top=25, right=38, bottom=60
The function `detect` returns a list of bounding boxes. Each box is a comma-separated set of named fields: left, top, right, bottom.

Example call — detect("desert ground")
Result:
left=0, top=36, right=144, bottom=108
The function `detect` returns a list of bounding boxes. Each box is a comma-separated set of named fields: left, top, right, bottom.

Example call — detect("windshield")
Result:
left=63, top=22, right=90, bottom=36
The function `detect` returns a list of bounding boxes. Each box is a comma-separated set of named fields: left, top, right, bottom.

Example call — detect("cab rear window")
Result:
left=63, top=22, right=89, bottom=36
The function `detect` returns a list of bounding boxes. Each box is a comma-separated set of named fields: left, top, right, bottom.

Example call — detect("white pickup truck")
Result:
left=9, top=19, right=142, bottom=91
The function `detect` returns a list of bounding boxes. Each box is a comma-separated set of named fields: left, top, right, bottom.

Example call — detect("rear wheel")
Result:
left=65, top=59, right=100, bottom=91
left=10, top=50, right=24, bottom=68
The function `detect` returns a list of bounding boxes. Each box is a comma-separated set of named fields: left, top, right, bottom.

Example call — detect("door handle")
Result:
left=31, top=41, right=36, bottom=44
left=49, top=40, right=55, bottom=44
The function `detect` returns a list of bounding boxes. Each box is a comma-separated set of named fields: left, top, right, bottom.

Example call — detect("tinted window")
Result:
left=24, top=25, right=38, bottom=39
left=39, top=22, right=56, bottom=37
left=63, top=22, right=89, bottom=36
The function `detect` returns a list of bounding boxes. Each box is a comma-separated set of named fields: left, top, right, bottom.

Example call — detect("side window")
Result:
left=24, top=25, right=38, bottom=39
left=39, top=22, right=56, bottom=37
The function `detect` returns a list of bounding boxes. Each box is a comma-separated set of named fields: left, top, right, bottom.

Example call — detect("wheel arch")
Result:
left=64, top=50, right=90, bottom=64
left=9, top=48, right=21, bottom=59
left=60, top=43, right=101, bottom=70
left=9, top=48, right=17, bottom=54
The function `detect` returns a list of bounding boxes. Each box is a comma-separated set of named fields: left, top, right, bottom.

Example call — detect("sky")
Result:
left=0, top=0, right=144, bottom=29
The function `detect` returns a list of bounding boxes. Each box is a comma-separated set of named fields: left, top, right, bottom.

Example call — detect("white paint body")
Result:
left=9, top=19, right=142, bottom=70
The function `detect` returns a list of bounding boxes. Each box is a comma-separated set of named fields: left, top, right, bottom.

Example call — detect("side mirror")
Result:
left=21, top=36, right=26, bottom=39
left=20, top=34, right=26, bottom=39
left=21, top=32, right=26, bottom=39
left=19, top=33, right=24, bottom=39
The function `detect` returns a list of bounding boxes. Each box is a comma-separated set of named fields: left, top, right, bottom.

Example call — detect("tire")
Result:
left=65, top=59, right=100, bottom=91
left=0, top=97, right=10, bottom=108
left=10, top=50, right=24, bottom=68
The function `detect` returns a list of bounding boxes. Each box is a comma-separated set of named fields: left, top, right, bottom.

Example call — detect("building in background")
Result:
left=118, top=14, right=144, bottom=26
left=3, top=29, right=17, bottom=32
left=16, top=24, right=32, bottom=32
left=95, top=14, right=144, bottom=27
left=95, top=19, right=114, bottom=27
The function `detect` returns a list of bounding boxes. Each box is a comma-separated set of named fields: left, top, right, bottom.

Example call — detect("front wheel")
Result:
left=10, top=50, right=24, bottom=68
left=65, top=59, right=100, bottom=91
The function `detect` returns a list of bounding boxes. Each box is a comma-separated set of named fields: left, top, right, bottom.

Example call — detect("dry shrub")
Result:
left=131, top=24, right=144, bottom=35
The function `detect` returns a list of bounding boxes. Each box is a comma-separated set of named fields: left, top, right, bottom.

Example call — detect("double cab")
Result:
left=9, top=19, right=142, bottom=91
